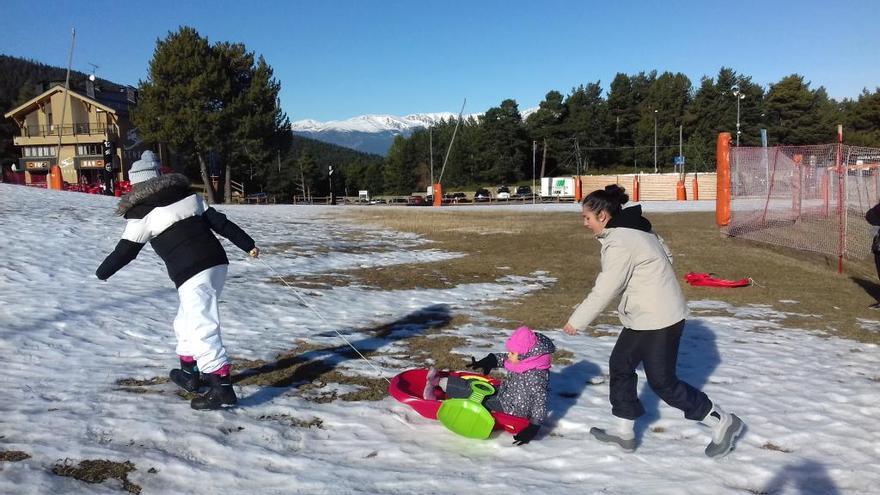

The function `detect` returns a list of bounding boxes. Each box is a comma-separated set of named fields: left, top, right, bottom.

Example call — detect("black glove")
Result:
left=468, top=354, right=498, bottom=375
left=513, top=423, right=541, bottom=446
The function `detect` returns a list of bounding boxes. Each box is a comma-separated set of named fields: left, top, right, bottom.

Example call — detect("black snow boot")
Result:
left=169, top=359, right=203, bottom=392
left=190, top=372, right=238, bottom=410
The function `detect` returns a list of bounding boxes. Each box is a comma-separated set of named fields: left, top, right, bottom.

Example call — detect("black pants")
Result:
left=874, top=252, right=880, bottom=282
left=609, top=320, right=711, bottom=421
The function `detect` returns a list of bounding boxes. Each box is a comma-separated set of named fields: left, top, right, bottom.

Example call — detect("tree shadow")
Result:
left=634, top=319, right=720, bottom=441
left=761, top=459, right=840, bottom=495
left=235, top=303, right=452, bottom=407
left=544, top=359, right=602, bottom=431
left=850, top=276, right=880, bottom=302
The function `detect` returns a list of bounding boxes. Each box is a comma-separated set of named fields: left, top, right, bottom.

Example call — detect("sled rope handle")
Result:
left=258, top=257, right=392, bottom=385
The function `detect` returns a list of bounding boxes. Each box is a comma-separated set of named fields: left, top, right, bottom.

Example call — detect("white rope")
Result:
left=257, top=257, right=392, bottom=385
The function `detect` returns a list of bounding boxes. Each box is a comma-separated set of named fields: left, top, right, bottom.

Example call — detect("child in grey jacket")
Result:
left=424, top=326, right=555, bottom=445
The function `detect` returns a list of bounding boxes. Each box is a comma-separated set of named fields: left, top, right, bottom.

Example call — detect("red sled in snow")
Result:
left=684, top=272, right=750, bottom=288
left=388, top=368, right=530, bottom=435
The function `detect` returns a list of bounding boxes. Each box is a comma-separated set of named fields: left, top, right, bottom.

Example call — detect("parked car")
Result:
left=496, top=186, right=511, bottom=200
left=474, top=188, right=492, bottom=202
left=407, top=195, right=427, bottom=206
left=387, top=197, right=409, bottom=205
left=443, top=192, right=469, bottom=204
left=514, top=185, right=534, bottom=199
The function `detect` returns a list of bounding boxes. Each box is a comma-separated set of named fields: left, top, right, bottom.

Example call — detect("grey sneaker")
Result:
left=704, top=413, right=745, bottom=458
left=590, top=427, right=636, bottom=452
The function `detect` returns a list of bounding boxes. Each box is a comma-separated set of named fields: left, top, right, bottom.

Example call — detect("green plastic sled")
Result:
left=436, top=380, right=496, bottom=439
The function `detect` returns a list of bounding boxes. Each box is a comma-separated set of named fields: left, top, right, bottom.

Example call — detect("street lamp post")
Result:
left=329, top=165, right=335, bottom=205
left=532, top=140, right=537, bottom=205
left=732, top=85, right=745, bottom=146
left=653, top=109, right=658, bottom=173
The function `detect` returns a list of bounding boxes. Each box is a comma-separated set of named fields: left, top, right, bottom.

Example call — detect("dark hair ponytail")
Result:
left=581, top=184, right=629, bottom=217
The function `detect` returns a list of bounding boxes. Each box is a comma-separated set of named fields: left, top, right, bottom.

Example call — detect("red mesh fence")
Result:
left=725, top=144, right=880, bottom=262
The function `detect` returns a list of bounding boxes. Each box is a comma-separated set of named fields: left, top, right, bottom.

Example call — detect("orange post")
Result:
left=574, top=176, right=583, bottom=202
left=432, top=183, right=442, bottom=207
left=715, top=133, right=732, bottom=226
left=632, top=175, right=640, bottom=202
left=692, top=173, right=700, bottom=200
left=675, top=180, right=687, bottom=200
left=49, top=165, right=63, bottom=190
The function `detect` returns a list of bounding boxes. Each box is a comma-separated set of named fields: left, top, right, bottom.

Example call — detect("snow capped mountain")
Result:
left=291, top=112, right=468, bottom=134
left=291, top=108, right=538, bottom=156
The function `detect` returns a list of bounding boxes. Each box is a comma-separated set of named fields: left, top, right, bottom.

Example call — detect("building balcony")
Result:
left=14, top=122, right=119, bottom=146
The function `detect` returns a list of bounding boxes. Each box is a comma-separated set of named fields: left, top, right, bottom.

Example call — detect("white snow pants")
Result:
left=173, top=265, right=229, bottom=374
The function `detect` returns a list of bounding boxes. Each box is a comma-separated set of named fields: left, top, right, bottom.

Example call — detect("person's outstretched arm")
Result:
left=96, top=220, right=148, bottom=280
left=203, top=207, right=256, bottom=254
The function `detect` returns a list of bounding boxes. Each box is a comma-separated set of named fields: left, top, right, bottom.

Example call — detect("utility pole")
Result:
left=532, top=140, right=537, bottom=205
left=54, top=28, right=75, bottom=189
left=653, top=109, right=658, bottom=173
left=679, top=124, right=683, bottom=175
left=429, top=128, right=433, bottom=186
left=540, top=138, right=547, bottom=182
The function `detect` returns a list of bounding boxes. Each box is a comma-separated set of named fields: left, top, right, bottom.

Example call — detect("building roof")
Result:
left=4, top=84, right=118, bottom=119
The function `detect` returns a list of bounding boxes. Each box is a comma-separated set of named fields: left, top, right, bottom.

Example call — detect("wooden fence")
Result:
left=580, top=172, right=717, bottom=201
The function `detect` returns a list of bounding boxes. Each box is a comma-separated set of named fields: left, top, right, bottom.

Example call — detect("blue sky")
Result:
left=1, top=1, right=878, bottom=121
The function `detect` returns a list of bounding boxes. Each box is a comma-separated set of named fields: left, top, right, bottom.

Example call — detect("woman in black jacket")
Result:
left=96, top=151, right=259, bottom=410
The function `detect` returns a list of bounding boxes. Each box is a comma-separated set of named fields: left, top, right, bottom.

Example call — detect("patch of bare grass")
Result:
left=344, top=209, right=880, bottom=343
left=761, top=442, right=792, bottom=453
left=257, top=414, right=325, bottom=429
left=115, top=377, right=170, bottom=396
left=265, top=273, right=354, bottom=290
left=52, top=459, right=141, bottom=494
left=0, top=450, right=30, bottom=462
left=115, top=377, right=167, bottom=387
left=554, top=348, right=576, bottom=365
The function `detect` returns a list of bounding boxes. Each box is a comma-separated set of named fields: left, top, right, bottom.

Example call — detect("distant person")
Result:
left=866, top=202, right=880, bottom=309
left=96, top=150, right=259, bottom=410
left=562, top=184, right=745, bottom=458
left=423, top=326, right=555, bottom=445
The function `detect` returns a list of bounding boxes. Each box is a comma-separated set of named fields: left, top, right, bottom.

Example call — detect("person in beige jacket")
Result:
left=563, top=185, right=745, bottom=458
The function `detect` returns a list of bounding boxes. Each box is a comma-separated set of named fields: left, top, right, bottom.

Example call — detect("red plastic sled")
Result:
left=684, top=272, right=750, bottom=288
left=388, top=368, right=530, bottom=435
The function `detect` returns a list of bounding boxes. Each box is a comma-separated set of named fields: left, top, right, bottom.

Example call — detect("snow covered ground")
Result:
left=1, top=184, right=877, bottom=494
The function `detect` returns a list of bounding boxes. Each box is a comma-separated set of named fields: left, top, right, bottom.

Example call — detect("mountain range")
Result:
left=291, top=108, right=537, bottom=156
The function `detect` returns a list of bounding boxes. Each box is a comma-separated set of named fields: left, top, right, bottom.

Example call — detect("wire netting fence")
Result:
left=725, top=144, right=880, bottom=263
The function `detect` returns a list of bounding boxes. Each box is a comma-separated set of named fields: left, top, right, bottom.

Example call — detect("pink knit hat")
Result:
left=506, top=326, right=537, bottom=354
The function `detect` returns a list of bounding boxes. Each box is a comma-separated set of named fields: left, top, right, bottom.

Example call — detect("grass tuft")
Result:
left=52, top=459, right=140, bottom=494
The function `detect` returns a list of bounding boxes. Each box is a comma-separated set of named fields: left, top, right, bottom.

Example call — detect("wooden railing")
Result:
left=22, top=122, right=114, bottom=138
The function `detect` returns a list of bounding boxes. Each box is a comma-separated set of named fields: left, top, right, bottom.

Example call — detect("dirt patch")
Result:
left=0, top=450, right=30, bottom=462
left=52, top=459, right=141, bottom=494
left=553, top=348, right=576, bottom=365
left=115, top=377, right=168, bottom=387
left=761, top=442, right=792, bottom=453
left=265, top=273, right=355, bottom=290
left=257, top=414, right=325, bottom=429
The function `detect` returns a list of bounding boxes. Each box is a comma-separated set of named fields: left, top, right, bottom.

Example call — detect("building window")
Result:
left=22, top=146, right=57, bottom=157
left=76, top=144, right=102, bottom=155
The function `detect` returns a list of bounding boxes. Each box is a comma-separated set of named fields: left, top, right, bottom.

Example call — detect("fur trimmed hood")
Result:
left=115, top=173, right=192, bottom=216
